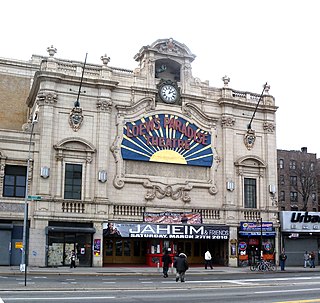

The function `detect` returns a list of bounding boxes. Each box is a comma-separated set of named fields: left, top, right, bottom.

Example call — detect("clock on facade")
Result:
left=157, top=80, right=180, bottom=104
left=160, top=84, right=178, bottom=103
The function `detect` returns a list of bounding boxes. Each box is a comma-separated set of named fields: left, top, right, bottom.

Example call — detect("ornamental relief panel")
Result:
left=110, top=98, right=220, bottom=201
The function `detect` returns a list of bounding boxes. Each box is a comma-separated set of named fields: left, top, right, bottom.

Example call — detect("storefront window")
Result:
left=105, top=240, right=113, bottom=256
left=115, top=240, right=122, bottom=256
left=124, top=240, right=131, bottom=256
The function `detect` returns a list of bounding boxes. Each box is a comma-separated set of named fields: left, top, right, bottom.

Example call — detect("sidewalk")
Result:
left=1, top=265, right=319, bottom=276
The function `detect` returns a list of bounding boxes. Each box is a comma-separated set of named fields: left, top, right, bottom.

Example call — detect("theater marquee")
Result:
left=103, top=222, right=229, bottom=240
left=121, top=114, right=213, bottom=167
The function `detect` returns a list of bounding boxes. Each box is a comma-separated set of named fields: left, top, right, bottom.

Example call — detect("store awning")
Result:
left=239, top=231, right=276, bottom=236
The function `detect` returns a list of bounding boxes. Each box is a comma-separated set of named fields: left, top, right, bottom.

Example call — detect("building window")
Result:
left=310, top=162, right=315, bottom=171
left=312, top=193, right=317, bottom=202
left=291, top=206, right=298, bottom=211
left=301, top=162, right=305, bottom=170
left=280, top=175, right=285, bottom=185
left=290, top=176, right=297, bottom=186
left=64, top=164, right=82, bottom=200
left=3, top=165, right=27, bottom=197
left=244, top=178, right=256, bottom=208
left=290, top=191, right=298, bottom=202
left=280, top=191, right=285, bottom=201
left=289, top=160, right=296, bottom=170
left=279, top=159, right=284, bottom=169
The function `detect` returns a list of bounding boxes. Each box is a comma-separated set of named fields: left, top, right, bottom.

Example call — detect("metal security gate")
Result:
left=0, top=229, right=11, bottom=265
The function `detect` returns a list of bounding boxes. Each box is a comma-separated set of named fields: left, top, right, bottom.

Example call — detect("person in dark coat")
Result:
left=279, top=249, right=287, bottom=271
left=162, top=250, right=172, bottom=278
left=173, top=252, right=189, bottom=282
left=69, top=250, right=76, bottom=268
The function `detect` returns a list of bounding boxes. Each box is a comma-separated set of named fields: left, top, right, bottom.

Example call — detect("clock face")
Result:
left=160, top=84, right=178, bottom=103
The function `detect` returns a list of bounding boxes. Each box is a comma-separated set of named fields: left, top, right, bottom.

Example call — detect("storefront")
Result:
left=238, top=221, right=276, bottom=267
left=103, top=213, right=229, bottom=267
left=280, top=211, right=320, bottom=266
left=46, top=221, right=95, bottom=267
left=0, top=220, right=23, bottom=266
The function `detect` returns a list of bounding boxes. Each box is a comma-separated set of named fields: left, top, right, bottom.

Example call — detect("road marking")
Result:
left=103, top=281, right=116, bottom=284
left=0, top=296, right=115, bottom=301
left=255, top=288, right=320, bottom=294
left=0, top=298, right=4, bottom=303
left=274, top=299, right=320, bottom=303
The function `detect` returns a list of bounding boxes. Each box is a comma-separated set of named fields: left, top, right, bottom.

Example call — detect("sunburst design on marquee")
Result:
left=121, top=114, right=213, bottom=167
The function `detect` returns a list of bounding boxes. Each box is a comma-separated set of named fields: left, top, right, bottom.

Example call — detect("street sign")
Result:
left=27, top=195, right=42, bottom=200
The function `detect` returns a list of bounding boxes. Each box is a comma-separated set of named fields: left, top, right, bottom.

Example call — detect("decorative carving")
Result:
left=244, top=129, right=256, bottom=150
left=47, top=45, right=57, bottom=57
left=157, top=38, right=181, bottom=55
left=69, top=107, right=84, bottom=132
left=208, top=184, right=218, bottom=195
left=221, top=116, right=235, bottom=127
left=222, top=75, right=230, bottom=87
left=143, top=181, right=192, bottom=203
left=263, top=122, right=275, bottom=132
left=113, top=174, right=125, bottom=189
left=182, top=103, right=218, bottom=129
left=37, top=92, right=58, bottom=104
left=97, top=98, right=113, bottom=112
left=110, top=135, right=121, bottom=163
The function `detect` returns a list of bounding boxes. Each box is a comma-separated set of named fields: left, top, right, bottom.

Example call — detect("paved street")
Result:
left=1, top=266, right=320, bottom=302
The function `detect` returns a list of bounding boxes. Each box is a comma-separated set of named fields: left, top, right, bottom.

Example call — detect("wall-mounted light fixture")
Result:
left=40, top=166, right=50, bottom=179
left=269, top=184, right=276, bottom=194
left=226, top=181, right=235, bottom=191
left=98, top=170, right=107, bottom=183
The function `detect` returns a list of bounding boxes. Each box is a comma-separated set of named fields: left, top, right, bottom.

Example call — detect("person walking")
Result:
left=162, top=249, right=172, bottom=278
left=303, top=251, right=310, bottom=268
left=173, top=252, right=189, bottom=282
left=279, top=249, right=287, bottom=271
left=309, top=251, right=316, bottom=268
left=204, top=250, right=213, bottom=269
left=69, top=250, right=76, bottom=268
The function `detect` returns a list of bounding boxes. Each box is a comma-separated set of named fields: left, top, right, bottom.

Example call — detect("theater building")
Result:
left=0, top=38, right=279, bottom=267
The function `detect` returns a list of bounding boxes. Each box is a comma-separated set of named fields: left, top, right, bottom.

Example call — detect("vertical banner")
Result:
left=93, top=239, right=101, bottom=256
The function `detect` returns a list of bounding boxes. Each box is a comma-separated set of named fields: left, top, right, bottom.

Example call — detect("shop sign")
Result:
left=240, top=222, right=273, bottom=232
left=144, top=212, right=202, bottom=225
left=103, top=222, right=229, bottom=239
left=238, top=242, right=247, bottom=251
left=280, top=211, right=320, bottom=232
left=121, top=114, right=213, bottom=167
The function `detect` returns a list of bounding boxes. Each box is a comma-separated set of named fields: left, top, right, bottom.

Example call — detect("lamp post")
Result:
left=259, top=218, right=263, bottom=260
left=21, top=120, right=37, bottom=286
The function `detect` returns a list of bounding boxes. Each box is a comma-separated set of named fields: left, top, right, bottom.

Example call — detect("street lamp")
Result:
left=21, top=119, right=37, bottom=286
left=258, top=218, right=263, bottom=260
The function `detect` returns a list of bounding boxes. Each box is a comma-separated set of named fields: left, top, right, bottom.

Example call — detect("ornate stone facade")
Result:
left=0, top=38, right=279, bottom=267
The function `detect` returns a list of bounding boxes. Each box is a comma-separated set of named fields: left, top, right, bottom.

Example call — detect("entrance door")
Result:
left=0, top=230, right=11, bottom=265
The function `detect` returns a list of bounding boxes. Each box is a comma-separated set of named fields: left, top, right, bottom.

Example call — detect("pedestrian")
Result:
left=303, top=251, right=310, bottom=268
left=70, top=250, right=76, bottom=268
left=162, top=249, right=172, bottom=278
left=279, top=249, right=287, bottom=271
left=309, top=251, right=316, bottom=268
left=173, top=252, right=189, bottom=282
left=204, top=250, right=213, bottom=269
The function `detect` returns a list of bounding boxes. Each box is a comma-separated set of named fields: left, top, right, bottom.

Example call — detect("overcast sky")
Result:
left=2, top=0, right=319, bottom=156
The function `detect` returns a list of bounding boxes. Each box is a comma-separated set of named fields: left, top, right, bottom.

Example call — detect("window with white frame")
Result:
left=279, top=159, right=284, bottom=169
left=289, top=160, right=296, bottom=170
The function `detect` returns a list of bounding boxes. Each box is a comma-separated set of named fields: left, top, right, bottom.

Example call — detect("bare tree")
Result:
left=291, top=158, right=317, bottom=211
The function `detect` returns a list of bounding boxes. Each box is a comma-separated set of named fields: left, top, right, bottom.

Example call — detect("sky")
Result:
left=2, top=0, right=319, bottom=156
